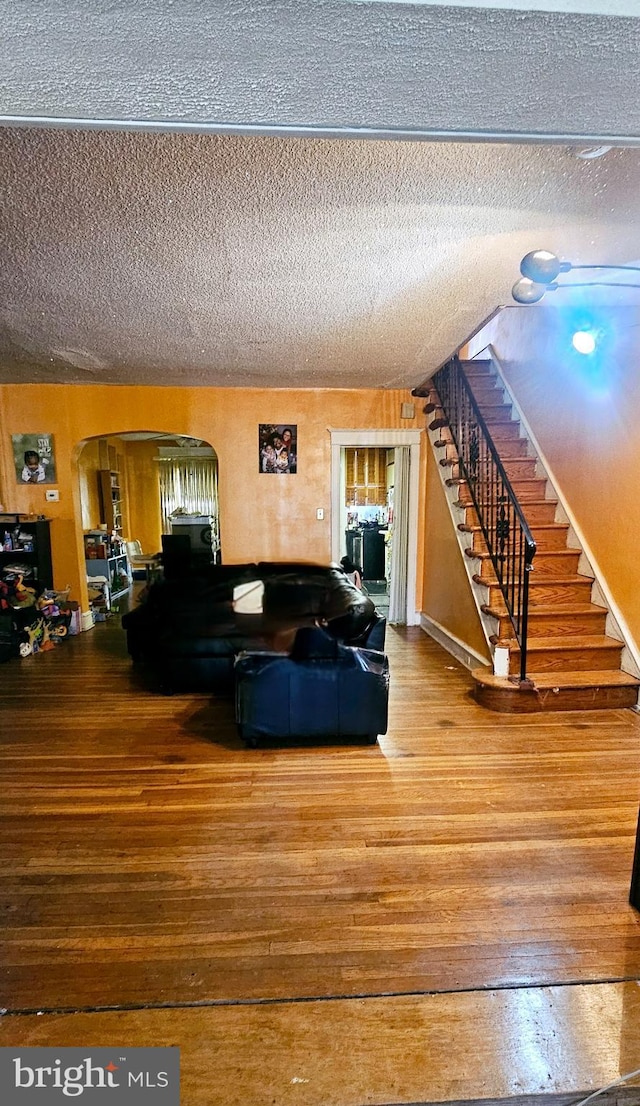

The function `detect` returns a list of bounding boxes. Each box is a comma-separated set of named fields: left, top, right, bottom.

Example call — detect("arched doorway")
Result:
left=76, top=430, right=219, bottom=622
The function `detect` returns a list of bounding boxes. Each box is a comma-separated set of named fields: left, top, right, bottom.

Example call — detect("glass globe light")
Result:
left=520, top=250, right=565, bottom=284
left=512, top=277, right=547, bottom=304
left=572, top=330, right=597, bottom=355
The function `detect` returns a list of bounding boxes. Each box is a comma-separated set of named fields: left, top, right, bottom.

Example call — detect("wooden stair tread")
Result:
left=528, top=574, right=593, bottom=585
left=475, top=575, right=596, bottom=583
left=474, top=572, right=594, bottom=587
left=524, top=634, right=623, bottom=652
left=528, top=523, right=569, bottom=532
left=467, top=547, right=581, bottom=558
left=528, top=669, right=640, bottom=688
left=467, top=550, right=583, bottom=573
left=472, top=668, right=640, bottom=690
left=482, top=602, right=608, bottom=619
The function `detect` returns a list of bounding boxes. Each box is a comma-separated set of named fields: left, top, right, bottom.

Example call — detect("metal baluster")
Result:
left=431, top=356, right=536, bottom=681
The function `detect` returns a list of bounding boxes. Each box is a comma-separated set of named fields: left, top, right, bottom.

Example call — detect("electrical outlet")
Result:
left=316, top=508, right=324, bottom=520
left=45, top=489, right=59, bottom=502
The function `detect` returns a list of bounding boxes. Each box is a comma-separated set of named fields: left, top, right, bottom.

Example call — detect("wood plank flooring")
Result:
left=1, top=615, right=640, bottom=1013
left=3, top=982, right=640, bottom=1106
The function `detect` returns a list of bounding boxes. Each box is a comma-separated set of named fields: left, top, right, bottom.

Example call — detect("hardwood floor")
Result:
left=1, top=613, right=640, bottom=1103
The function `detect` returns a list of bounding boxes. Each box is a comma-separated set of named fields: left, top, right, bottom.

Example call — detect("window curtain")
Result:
left=158, top=457, right=219, bottom=544
left=388, top=446, right=410, bottom=624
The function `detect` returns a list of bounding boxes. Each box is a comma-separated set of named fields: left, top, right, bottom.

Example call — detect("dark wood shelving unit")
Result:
left=98, top=469, right=124, bottom=535
left=0, top=514, right=53, bottom=591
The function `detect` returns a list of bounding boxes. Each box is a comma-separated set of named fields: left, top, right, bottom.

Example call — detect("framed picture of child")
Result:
left=12, top=433, right=57, bottom=485
left=258, top=425, right=297, bottom=474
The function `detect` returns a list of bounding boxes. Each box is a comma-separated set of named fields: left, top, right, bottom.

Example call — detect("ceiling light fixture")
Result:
left=512, top=250, right=640, bottom=304
left=572, top=330, right=597, bottom=355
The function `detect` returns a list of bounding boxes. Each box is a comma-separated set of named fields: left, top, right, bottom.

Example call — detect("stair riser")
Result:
left=510, top=647, right=623, bottom=674
left=468, top=389, right=505, bottom=404
left=473, top=552, right=581, bottom=579
left=522, top=503, right=559, bottom=525
left=485, top=424, right=523, bottom=442
left=481, top=415, right=517, bottom=428
left=490, top=438, right=530, bottom=457
left=486, top=579, right=596, bottom=606
left=455, top=480, right=549, bottom=504
left=531, top=552, right=582, bottom=576
left=527, top=613, right=608, bottom=638
left=463, top=363, right=494, bottom=377
left=508, top=481, right=549, bottom=501
left=474, top=683, right=639, bottom=713
left=431, top=428, right=529, bottom=456
left=476, top=404, right=513, bottom=419
left=491, top=612, right=608, bottom=640
left=529, top=528, right=571, bottom=550
left=524, top=582, right=594, bottom=606
left=468, top=529, right=571, bottom=555
left=502, top=459, right=539, bottom=480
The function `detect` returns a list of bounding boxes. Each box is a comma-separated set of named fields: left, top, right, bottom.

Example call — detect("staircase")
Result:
left=428, top=358, right=640, bottom=713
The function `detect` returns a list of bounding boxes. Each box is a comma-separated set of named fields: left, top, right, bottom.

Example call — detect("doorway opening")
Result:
left=330, top=429, right=421, bottom=626
left=343, top=446, right=392, bottom=618
left=77, top=431, right=219, bottom=618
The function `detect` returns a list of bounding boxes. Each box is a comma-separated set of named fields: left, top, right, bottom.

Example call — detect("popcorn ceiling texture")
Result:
left=1, top=128, right=640, bottom=389
left=1, top=1, right=639, bottom=136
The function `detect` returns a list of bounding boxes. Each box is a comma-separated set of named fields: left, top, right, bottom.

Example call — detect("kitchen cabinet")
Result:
left=345, top=448, right=387, bottom=506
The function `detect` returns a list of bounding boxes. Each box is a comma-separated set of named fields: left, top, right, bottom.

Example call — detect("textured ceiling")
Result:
left=3, top=1, right=640, bottom=140
left=2, top=128, right=640, bottom=389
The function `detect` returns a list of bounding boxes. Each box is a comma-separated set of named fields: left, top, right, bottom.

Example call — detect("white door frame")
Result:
left=330, top=428, right=422, bottom=626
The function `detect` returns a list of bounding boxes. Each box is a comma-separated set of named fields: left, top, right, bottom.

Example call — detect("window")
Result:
left=345, top=448, right=387, bottom=506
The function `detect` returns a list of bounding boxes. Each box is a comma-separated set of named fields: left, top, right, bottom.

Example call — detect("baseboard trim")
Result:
left=420, top=613, right=490, bottom=671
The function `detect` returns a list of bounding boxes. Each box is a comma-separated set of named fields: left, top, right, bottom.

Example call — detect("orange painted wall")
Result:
left=0, top=384, right=424, bottom=614
left=421, top=447, right=490, bottom=662
left=77, top=439, right=103, bottom=530
left=121, top=439, right=163, bottom=555
left=469, top=305, right=640, bottom=651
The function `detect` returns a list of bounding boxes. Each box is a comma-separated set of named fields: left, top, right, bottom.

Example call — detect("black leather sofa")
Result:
left=236, top=626, right=389, bottom=746
left=121, top=561, right=385, bottom=693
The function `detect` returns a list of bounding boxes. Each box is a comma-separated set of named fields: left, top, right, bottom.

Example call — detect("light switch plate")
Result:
left=316, top=508, right=324, bottom=520
left=45, top=489, right=59, bottom=501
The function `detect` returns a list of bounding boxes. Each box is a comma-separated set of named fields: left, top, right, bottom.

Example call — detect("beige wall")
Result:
left=469, top=304, right=640, bottom=652
left=421, top=445, right=490, bottom=662
left=0, top=383, right=424, bottom=613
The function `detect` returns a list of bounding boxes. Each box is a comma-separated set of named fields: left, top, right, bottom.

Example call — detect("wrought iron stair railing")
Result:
left=430, top=355, right=537, bottom=684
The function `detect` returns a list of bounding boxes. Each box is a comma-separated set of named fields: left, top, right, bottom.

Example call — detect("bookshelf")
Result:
left=98, top=469, right=124, bottom=536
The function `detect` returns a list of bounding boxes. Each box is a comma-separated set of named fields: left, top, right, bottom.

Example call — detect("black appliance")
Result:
left=345, top=528, right=385, bottom=582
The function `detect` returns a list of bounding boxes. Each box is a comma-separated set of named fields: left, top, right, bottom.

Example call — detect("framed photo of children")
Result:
left=12, top=433, right=57, bottom=485
left=259, top=425, right=297, bottom=474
